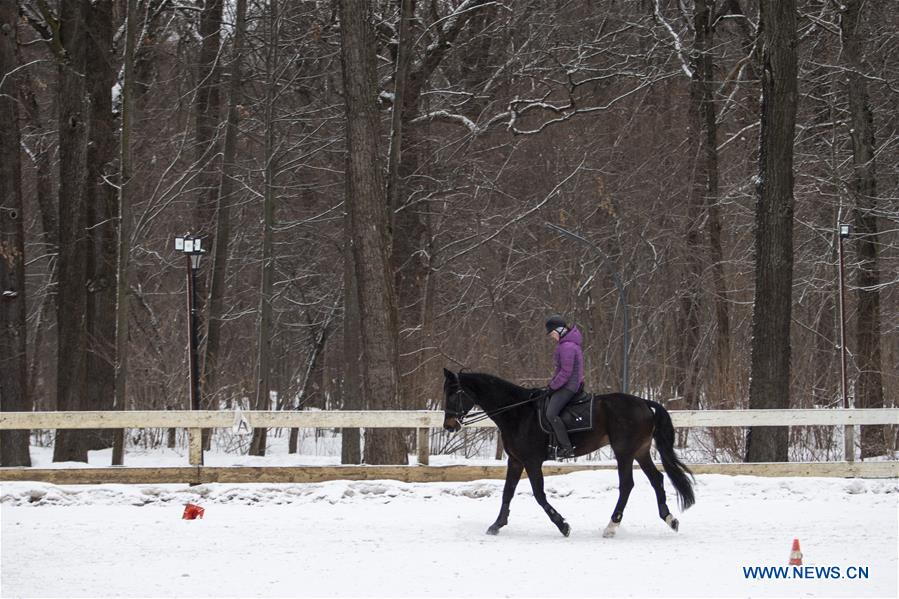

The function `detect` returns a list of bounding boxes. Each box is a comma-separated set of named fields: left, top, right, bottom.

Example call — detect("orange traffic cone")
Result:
left=788, top=538, right=802, bottom=565
left=182, top=503, right=205, bottom=520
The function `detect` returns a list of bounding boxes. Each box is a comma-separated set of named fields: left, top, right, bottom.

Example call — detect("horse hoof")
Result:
left=665, top=514, right=679, bottom=532
left=559, top=522, right=571, bottom=537
left=602, top=523, right=618, bottom=538
left=486, top=526, right=500, bottom=536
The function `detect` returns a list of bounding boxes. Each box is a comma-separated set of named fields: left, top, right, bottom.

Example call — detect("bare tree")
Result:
left=83, top=0, right=117, bottom=450
left=840, top=0, right=886, bottom=458
left=192, top=0, right=224, bottom=242
left=384, top=0, right=495, bottom=414
left=746, top=0, right=798, bottom=463
left=689, top=0, right=731, bottom=409
left=0, top=0, right=31, bottom=466
left=385, top=0, right=413, bottom=229
left=17, top=11, right=59, bottom=415
left=53, top=0, right=91, bottom=463
left=202, top=0, right=248, bottom=423
left=250, top=0, right=279, bottom=457
left=337, top=0, right=406, bottom=464
left=191, top=0, right=224, bottom=453
left=112, top=0, right=139, bottom=466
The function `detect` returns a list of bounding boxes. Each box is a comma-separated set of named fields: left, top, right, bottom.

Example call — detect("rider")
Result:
left=545, top=314, right=584, bottom=459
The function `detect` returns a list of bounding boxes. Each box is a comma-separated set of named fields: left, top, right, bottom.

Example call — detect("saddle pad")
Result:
left=538, top=393, right=595, bottom=434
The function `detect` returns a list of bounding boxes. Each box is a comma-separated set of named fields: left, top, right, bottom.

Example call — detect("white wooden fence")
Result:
left=1, top=409, right=896, bottom=483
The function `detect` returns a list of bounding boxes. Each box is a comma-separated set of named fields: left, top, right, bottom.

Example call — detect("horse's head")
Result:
left=443, top=368, right=475, bottom=432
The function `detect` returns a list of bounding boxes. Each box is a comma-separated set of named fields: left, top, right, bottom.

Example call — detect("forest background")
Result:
left=0, top=0, right=895, bottom=467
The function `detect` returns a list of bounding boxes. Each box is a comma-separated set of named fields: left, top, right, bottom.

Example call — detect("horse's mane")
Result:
left=460, top=371, right=534, bottom=399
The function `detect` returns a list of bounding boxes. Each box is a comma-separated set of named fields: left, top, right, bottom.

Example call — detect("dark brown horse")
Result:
left=442, top=369, right=695, bottom=537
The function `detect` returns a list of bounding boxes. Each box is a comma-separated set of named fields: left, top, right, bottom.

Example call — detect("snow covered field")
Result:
left=2, top=449, right=896, bottom=598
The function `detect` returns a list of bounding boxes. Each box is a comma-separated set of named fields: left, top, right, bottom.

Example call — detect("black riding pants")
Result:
left=547, top=388, right=576, bottom=421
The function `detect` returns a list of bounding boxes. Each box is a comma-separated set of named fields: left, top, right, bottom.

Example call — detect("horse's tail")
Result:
left=645, top=399, right=695, bottom=511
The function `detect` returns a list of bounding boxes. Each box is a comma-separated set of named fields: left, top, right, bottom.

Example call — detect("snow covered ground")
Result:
left=1, top=475, right=895, bottom=599
left=2, top=444, right=896, bottom=599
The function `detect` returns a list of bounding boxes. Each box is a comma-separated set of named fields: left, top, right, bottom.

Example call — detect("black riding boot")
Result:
left=549, top=416, right=574, bottom=459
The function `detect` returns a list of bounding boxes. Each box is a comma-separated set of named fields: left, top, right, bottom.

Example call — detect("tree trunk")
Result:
left=694, top=0, right=730, bottom=406
left=340, top=238, right=363, bottom=463
left=112, top=0, right=139, bottom=466
left=20, top=73, right=56, bottom=410
left=289, top=302, right=337, bottom=452
left=707, top=192, right=731, bottom=404
left=53, top=0, right=91, bottom=463
left=202, top=0, right=247, bottom=421
left=192, top=0, right=224, bottom=243
left=84, top=0, right=117, bottom=451
left=192, top=1, right=223, bottom=449
left=20, top=82, right=57, bottom=251
left=841, top=0, right=885, bottom=458
left=337, top=0, right=406, bottom=465
left=250, top=0, right=278, bottom=457
left=385, top=0, right=413, bottom=234
left=0, top=0, right=32, bottom=466
left=676, top=0, right=716, bottom=426
left=746, top=0, right=797, bottom=464
left=390, top=0, right=491, bottom=414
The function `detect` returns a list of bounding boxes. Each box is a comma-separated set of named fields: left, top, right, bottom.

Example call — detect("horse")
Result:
left=442, top=369, right=695, bottom=538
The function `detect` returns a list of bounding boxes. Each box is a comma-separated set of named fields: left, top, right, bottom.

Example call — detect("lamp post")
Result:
left=837, top=223, right=853, bottom=463
left=175, top=234, right=205, bottom=465
left=545, top=223, right=630, bottom=393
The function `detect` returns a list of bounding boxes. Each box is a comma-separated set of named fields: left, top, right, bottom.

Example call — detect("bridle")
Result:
left=444, top=387, right=473, bottom=421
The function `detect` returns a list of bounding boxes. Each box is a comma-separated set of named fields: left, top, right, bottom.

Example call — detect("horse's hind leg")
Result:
left=603, top=455, right=635, bottom=538
left=487, top=456, right=524, bottom=535
left=524, top=461, right=570, bottom=537
left=636, top=450, right=678, bottom=532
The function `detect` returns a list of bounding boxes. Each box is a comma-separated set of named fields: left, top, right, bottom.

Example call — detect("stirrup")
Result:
left=555, top=446, right=575, bottom=459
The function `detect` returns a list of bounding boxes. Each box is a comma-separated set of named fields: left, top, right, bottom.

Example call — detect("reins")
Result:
left=456, top=389, right=546, bottom=426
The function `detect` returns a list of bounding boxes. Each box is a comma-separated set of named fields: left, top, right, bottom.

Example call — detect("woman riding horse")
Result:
left=544, top=314, right=583, bottom=459
left=443, top=369, right=694, bottom=538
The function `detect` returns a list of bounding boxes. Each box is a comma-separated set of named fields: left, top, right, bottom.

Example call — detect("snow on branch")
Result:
left=506, top=72, right=677, bottom=135
left=408, top=109, right=511, bottom=136
left=652, top=0, right=694, bottom=79
left=429, top=0, right=500, bottom=37
left=409, top=110, right=479, bottom=133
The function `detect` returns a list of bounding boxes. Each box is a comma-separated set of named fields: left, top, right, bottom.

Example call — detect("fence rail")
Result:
left=3, top=408, right=898, bottom=430
left=1, top=409, right=896, bottom=483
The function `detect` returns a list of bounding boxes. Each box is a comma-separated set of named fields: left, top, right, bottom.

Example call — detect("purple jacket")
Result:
left=549, top=326, right=584, bottom=392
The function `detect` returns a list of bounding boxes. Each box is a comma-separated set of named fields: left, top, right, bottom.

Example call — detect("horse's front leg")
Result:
left=524, top=460, right=570, bottom=537
left=487, top=456, right=523, bottom=535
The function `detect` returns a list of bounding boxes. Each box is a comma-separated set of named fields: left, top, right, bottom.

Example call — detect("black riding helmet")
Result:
left=545, top=314, right=567, bottom=334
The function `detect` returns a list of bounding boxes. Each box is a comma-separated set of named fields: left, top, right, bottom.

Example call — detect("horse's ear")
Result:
left=443, top=368, right=455, bottom=379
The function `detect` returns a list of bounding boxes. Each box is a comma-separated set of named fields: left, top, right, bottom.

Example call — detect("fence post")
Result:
left=417, top=428, right=430, bottom=466
left=189, top=428, right=203, bottom=466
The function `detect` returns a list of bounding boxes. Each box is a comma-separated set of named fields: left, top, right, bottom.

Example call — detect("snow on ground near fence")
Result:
left=2, top=461, right=897, bottom=598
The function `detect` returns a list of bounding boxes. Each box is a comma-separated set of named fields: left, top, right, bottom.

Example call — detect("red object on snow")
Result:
left=182, top=503, right=205, bottom=520
left=788, top=538, right=802, bottom=565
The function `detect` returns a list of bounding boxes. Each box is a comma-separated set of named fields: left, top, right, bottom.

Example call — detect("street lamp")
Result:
left=545, top=223, right=630, bottom=393
left=837, top=223, right=853, bottom=463
left=175, top=234, right=205, bottom=464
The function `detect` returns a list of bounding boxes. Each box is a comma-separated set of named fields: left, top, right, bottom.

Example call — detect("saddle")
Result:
left=537, top=391, right=596, bottom=435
